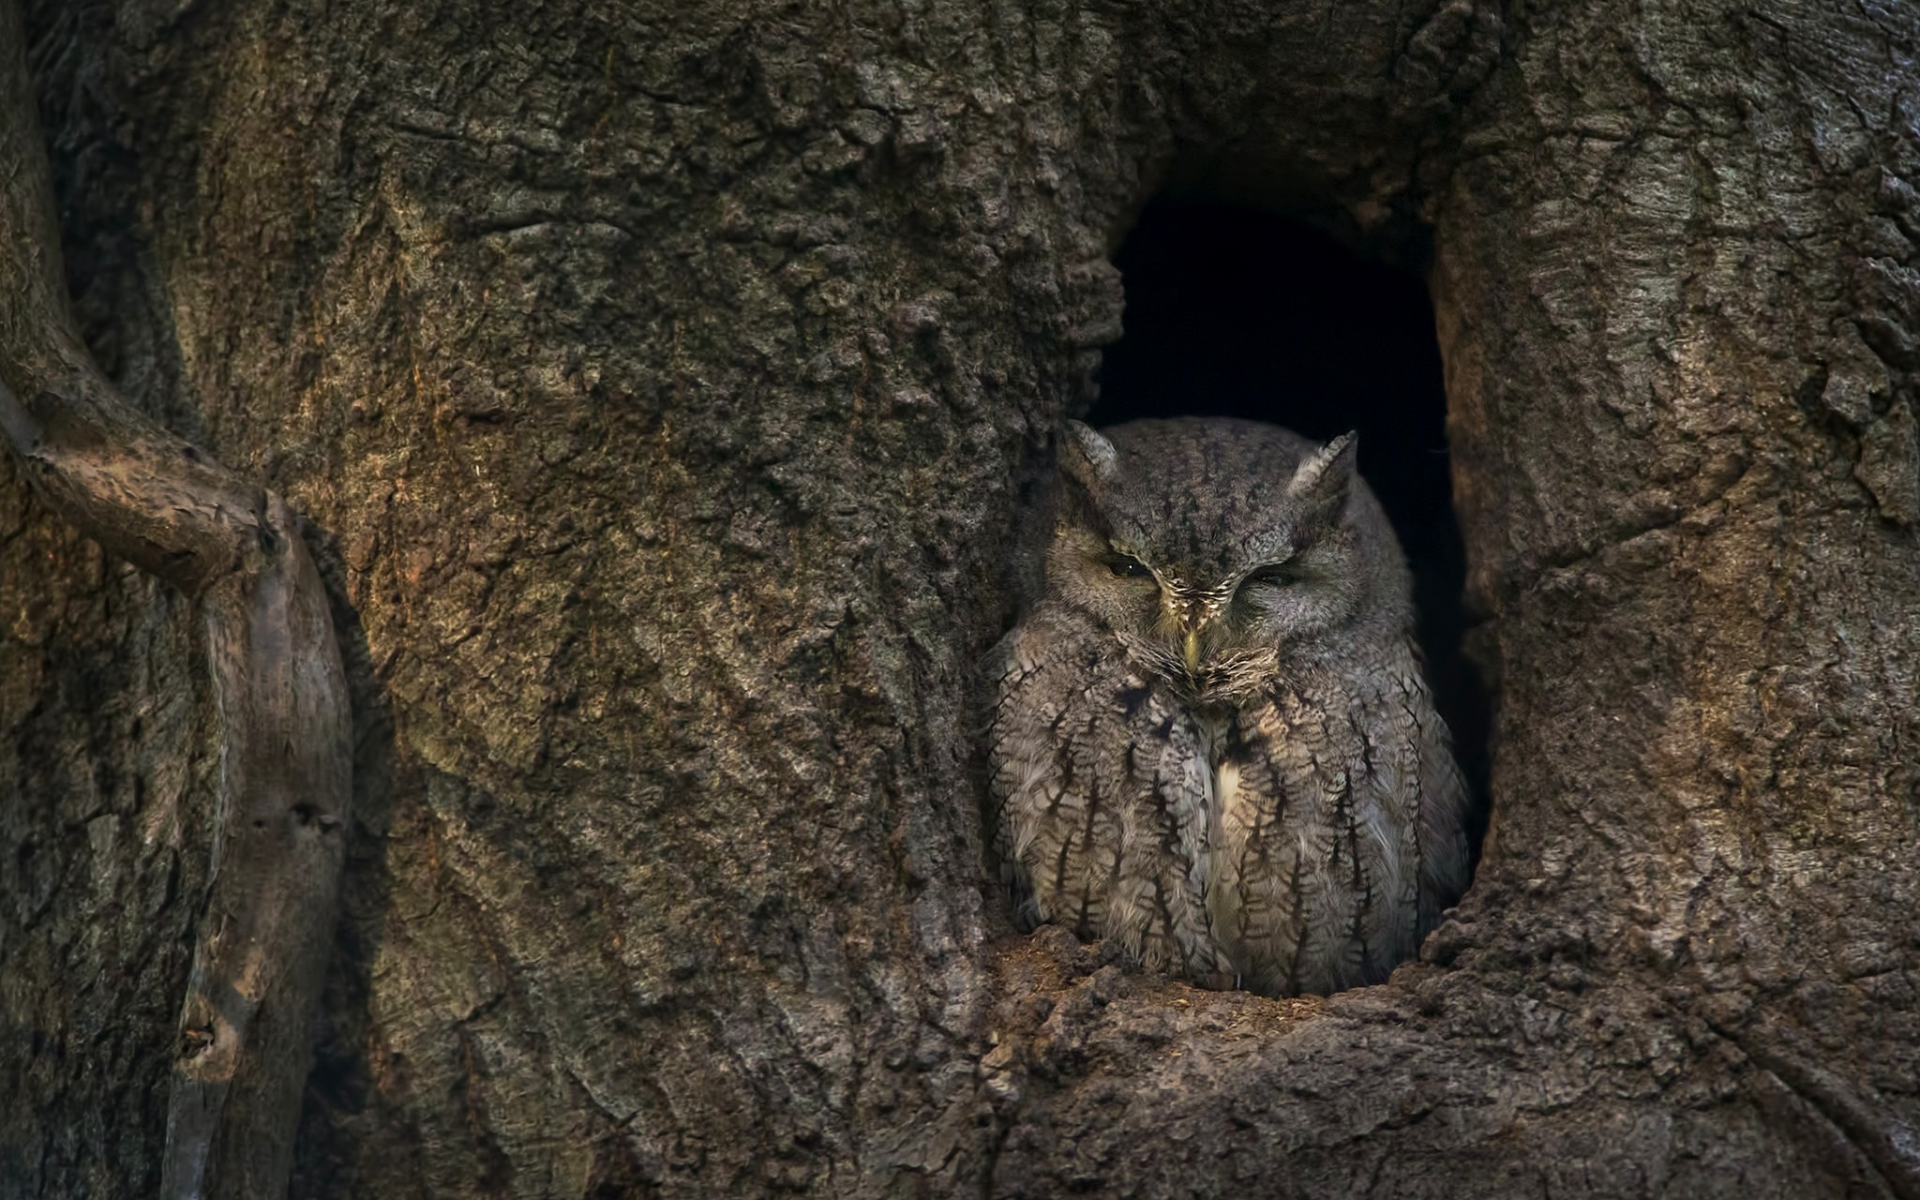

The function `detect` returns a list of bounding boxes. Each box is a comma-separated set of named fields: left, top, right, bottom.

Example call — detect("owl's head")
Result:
left=1046, top=417, right=1409, bottom=693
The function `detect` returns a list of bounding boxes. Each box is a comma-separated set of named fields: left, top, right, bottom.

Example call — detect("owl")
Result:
left=988, top=417, right=1469, bottom=997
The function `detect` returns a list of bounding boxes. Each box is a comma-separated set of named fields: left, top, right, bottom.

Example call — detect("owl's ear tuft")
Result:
left=1286, top=432, right=1357, bottom=525
left=1060, top=420, right=1119, bottom=489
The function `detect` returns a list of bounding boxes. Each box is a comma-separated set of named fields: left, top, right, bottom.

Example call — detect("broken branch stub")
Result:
left=0, top=3, right=353, bottom=1197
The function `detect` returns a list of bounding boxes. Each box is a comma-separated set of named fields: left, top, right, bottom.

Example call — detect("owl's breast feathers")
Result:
left=991, top=605, right=1464, bottom=997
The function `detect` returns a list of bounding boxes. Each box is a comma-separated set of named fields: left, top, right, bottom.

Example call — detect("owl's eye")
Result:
left=1106, top=555, right=1154, bottom=580
left=1239, top=562, right=1299, bottom=591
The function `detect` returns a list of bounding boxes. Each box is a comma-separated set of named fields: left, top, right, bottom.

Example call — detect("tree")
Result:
left=3, top=0, right=1917, bottom=1196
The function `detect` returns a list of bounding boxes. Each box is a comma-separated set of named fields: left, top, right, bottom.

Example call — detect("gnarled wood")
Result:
left=0, top=2, right=351, bottom=1196
left=2, top=0, right=1917, bottom=1196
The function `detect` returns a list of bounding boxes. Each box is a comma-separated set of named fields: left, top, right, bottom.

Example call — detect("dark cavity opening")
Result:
left=1089, top=199, right=1491, bottom=866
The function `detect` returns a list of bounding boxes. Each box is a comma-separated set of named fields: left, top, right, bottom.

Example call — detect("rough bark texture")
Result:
left=2, top=0, right=1917, bottom=1197
left=0, top=2, right=354, bottom=1193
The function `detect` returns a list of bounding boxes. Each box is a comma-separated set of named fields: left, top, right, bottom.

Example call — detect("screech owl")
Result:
left=988, top=417, right=1469, bottom=997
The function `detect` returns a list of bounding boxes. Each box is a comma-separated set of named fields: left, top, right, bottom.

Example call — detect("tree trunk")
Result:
left=3, top=0, right=1917, bottom=1197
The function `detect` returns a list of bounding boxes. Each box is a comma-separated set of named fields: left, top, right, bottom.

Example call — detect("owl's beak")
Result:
left=1167, top=591, right=1218, bottom=673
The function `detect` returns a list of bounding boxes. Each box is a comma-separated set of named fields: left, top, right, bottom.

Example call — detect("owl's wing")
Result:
left=1403, top=667, right=1471, bottom=933
left=988, top=608, right=1230, bottom=986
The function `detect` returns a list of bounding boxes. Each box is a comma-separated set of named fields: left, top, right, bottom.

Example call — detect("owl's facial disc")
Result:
left=1099, top=540, right=1208, bottom=667
left=1124, top=562, right=1236, bottom=675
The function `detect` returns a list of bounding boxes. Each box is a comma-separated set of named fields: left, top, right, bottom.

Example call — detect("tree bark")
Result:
left=2, top=0, right=1917, bottom=1198
left=0, top=2, right=354, bottom=1194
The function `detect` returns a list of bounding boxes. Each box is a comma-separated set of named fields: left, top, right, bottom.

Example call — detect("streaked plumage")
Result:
left=988, top=417, right=1468, bottom=996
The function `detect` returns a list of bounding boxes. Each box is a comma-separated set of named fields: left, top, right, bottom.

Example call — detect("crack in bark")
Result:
left=1504, top=457, right=1759, bottom=601
left=1731, top=1019, right=1920, bottom=1200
